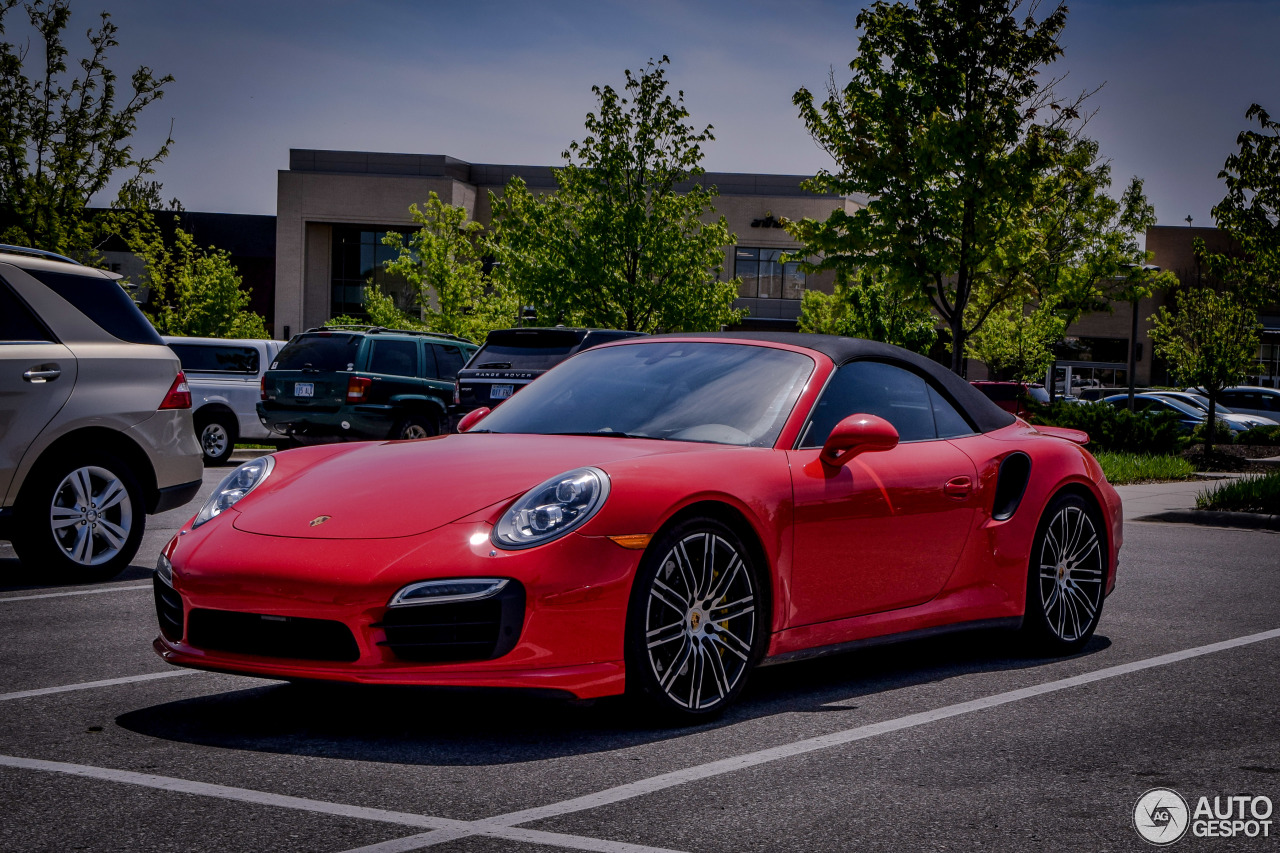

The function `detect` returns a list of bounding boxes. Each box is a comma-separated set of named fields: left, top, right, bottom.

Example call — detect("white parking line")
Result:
left=0, top=583, right=151, bottom=603
left=0, top=670, right=197, bottom=702
left=0, top=756, right=688, bottom=853
left=4, top=627, right=1278, bottom=853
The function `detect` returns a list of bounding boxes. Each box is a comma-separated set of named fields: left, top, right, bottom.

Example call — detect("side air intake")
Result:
left=992, top=452, right=1032, bottom=521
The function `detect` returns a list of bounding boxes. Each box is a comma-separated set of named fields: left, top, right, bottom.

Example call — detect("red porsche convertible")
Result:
left=154, top=333, right=1121, bottom=717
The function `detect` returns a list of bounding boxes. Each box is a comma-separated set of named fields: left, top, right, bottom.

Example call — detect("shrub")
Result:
left=1189, top=420, right=1236, bottom=446
left=1026, top=401, right=1186, bottom=456
left=1236, top=424, right=1280, bottom=446
left=1196, top=472, right=1280, bottom=513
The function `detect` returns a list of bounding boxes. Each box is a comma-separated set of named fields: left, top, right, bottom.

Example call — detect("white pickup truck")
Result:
left=164, top=336, right=285, bottom=464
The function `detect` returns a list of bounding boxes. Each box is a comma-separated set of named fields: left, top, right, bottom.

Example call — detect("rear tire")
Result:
left=1023, top=493, right=1106, bottom=654
left=625, top=517, right=766, bottom=720
left=12, top=452, right=146, bottom=582
left=392, top=412, right=439, bottom=440
left=196, top=411, right=237, bottom=465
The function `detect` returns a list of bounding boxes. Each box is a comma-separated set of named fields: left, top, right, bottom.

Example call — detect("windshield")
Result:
left=273, top=334, right=361, bottom=371
left=474, top=341, right=814, bottom=447
left=469, top=329, right=585, bottom=370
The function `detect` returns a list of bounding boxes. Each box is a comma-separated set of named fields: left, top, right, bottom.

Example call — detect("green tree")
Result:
left=127, top=220, right=267, bottom=339
left=488, top=56, right=741, bottom=332
left=1197, top=103, right=1280, bottom=307
left=798, top=268, right=937, bottom=354
left=326, top=283, right=424, bottom=331
left=964, top=292, right=1065, bottom=382
left=1149, top=287, right=1261, bottom=453
left=381, top=192, right=514, bottom=341
left=0, top=0, right=173, bottom=259
left=788, top=0, right=1075, bottom=374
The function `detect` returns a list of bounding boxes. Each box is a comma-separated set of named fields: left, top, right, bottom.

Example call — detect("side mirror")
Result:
left=457, top=407, right=491, bottom=433
left=820, top=414, right=899, bottom=467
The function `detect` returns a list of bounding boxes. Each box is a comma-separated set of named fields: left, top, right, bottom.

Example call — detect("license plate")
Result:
left=294, top=382, right=314, bottom=398
left=490, top=384, right=514, bottom=400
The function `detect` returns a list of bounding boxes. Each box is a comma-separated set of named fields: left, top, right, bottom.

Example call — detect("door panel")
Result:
left=787, top=438, right=978, bottom=626
left=0, top=342, right=77, bottom=501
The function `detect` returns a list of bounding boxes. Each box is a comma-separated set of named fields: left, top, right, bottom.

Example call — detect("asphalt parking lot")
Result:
left=2, top=467, right=1278, bottom=852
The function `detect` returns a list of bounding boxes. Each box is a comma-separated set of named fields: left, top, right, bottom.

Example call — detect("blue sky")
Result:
left=37, top=0, right=1280, bottom=226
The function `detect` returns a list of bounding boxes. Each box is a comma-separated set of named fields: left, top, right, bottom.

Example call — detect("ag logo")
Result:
left=309, top=515, right=331, bottom=527
left=1135, top=788, right=1190, bottom=845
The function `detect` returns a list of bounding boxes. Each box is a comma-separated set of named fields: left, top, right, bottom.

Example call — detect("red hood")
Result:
left=231, top=434, right=702, bottom=539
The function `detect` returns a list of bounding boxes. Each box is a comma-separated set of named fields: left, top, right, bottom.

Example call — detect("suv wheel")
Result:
left=196, top=411, right=237, bottom=465
left=12, top=452, right=146, bottom=582
left=392, top=413, right=438, bottom=440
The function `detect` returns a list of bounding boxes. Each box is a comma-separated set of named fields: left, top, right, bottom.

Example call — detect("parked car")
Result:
left=1147, top=390, right=1278, bottom=431
left=970, top=380, right=1050, bottom=417
left=0, top=245, right=202, bottom=580
left=165, top=336, right=285, bottom=465
left=258, top=326, right=477, bottom=442
left=1101, top=392, right=1248, bottom=434
left=455, top=327, right=645, bottom=415
left=1192, top=386, right=1280, bottom=424
left=155, top=332, right=1121, bottom=719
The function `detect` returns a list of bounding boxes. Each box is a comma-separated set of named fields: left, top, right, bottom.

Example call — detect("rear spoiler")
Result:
left=1035, top=425, right=1090, bottom=446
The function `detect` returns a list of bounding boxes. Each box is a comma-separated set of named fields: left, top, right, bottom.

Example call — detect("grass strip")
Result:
left=1095, top=451, right=1195, bottom=485
left=1196, top=471, right=1280, bottom=514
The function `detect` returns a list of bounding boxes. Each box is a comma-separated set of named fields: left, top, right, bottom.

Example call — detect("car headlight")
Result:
left=155, top=552, right=173, bottom=585
left=492, top=467, right=609, bottom=549
left=192, top=455, right=275, bottom=529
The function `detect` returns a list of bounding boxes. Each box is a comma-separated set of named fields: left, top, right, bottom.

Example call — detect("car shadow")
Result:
left=0, top=555, right=155, bottom=590
left=115, top=629, right=1112, bottom=766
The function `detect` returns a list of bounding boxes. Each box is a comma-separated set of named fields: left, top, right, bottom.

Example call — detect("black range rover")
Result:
left=455, top=327, right=644, bottom=415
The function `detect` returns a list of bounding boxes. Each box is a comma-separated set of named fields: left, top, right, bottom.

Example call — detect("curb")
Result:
left=1135, top=509, right=1280, bottom=531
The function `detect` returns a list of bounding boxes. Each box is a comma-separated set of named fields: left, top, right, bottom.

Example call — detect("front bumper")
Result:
left=152, top=516, right=642, bottom=699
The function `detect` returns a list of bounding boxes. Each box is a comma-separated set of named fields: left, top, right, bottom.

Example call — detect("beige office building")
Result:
left=274, top=149, right=851, bottom=339
left=274, top=149, right=1278, bottom=389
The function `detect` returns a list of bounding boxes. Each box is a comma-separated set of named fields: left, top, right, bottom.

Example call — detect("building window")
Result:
left=735, top=247, right=805, bottom=300
left=330, top=226, right=415, bottom=319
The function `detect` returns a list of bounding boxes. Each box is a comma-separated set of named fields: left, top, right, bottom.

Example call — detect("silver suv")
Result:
left=164, top=336, right=284, bottom=464
left=0, top=246, right=203, bottom=581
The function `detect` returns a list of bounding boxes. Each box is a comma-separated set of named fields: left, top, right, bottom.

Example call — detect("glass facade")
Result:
left=330, top=226, right=415, bottom=318
left=735, top=247, right=805, bottom=300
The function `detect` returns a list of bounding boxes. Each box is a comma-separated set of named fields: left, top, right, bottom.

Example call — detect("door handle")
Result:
left=23, top=364, right=61, bottom=383
left=943, top=476, right=972, bottom=499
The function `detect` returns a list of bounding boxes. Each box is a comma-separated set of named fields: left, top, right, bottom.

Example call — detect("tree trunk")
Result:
left=1126, top=297, right=1140, bottom=412
left=950, top=311, right=965, bottom=376
left=1205, top=392, right=1217, bottom=456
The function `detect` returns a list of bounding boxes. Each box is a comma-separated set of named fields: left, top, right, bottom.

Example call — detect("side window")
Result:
left=1258, top=393, right=1279, bottom=413
left=929, top=385, right=975, bottom=438
left=421, top=343, right=438, bottom=378
left=1220, top=391, right=1248, bottom=409
left=433, top=345, right=466, bottom=380
left=0, top=282, right=54, bottom=342
left=368, top=339, right=418, bottom=377
left=169, top=344, right=259, bottom=374
left=801, top=361, right=937, bottom=447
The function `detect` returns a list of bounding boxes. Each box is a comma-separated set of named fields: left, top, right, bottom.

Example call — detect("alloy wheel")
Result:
left=644, top=532, right=757, bottom=711
left=49, top=465, right=134, bottom=566
left=1037, top=504, right=1103, bottom=643
left=401, top=423, right=430, bottom=440
left=201, top=422, right=230, bottom=458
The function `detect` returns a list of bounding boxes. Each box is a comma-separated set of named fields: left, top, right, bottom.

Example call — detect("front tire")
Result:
left=196, top=411, right=237, bottom=465
left=12, top=453, right=146, bottom=582
left=1023, top=493, right=1106, bottom=654
left=625, top=518, right=766, bottom=719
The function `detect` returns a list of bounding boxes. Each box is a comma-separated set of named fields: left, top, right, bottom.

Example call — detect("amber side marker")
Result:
left=607, top=534, right=652, bottom=550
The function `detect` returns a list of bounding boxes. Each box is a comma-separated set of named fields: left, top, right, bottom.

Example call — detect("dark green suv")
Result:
left=257, top=327, right=477, bottom=441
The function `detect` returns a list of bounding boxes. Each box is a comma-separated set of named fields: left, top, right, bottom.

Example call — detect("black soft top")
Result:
left=653, top=331, right=1016, bottom=434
